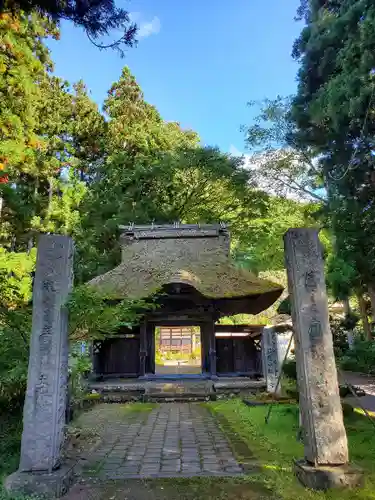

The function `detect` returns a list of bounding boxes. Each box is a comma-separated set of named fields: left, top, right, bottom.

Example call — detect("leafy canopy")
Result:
left=2, top=0, right=137, bottom=53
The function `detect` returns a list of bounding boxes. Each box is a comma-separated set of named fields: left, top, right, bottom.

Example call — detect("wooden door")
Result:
left=104, top=337, right=140, bottom=376
left=233, top=338, right=258, bottom=375
left=216, top=338, right=234, bottom=374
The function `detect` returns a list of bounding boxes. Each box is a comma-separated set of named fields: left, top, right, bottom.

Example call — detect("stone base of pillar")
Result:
left=294, top=459, right=364, bottom=491
left=5, top=462, right=77, bottom=498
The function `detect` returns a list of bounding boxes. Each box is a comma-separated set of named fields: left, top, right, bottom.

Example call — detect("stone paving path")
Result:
left=78, top=403, right=243, bottom=479
left=339, top=371, right=375, bottom=413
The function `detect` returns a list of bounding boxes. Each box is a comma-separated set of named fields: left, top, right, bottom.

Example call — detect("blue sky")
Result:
left=48, top=0, right=303, bottom=153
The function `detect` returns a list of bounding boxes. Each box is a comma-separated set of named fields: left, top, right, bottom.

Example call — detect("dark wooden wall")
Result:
left=93, top=332, right=140, bottom=378
left=216, top=337, right=262, bottom=376
left=93, top=327, right=262, bottom=378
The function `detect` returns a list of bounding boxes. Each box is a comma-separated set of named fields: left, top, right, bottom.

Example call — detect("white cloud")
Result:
left=138, top=16, right=161, bottom=38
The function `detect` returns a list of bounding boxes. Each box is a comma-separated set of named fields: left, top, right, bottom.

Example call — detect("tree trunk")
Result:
left=357, top=293, right=372, bottom=341
left=367, top=284, right=375, bottom=322
left=342, top=297, right=354, bottom=349
left=342, top=297, right=351, bottom=316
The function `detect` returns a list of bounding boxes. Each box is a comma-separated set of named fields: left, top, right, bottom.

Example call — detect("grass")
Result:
left=0, top=412, right=37, bottom=500
left=207, top=399, right=375, bottom=500
left=65, top=477, right=274, bottom=499
left=2, top=400, right=375, bottom=499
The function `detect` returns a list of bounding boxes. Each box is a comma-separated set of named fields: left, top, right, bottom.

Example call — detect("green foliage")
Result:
left=277, top=295, right=291, bottom=316
left=282, top=357, right=297, bottom=381
left=0, top=412, right=22, bottom=477
left=68, top=347, right=92, bottom=407
left=330, top=312, right=359, bottom=357
left=340, top=339, right=375, bottom=375
left=2, top=0, right=137, bottom=55
left=0, top=249, right=34, bottom=409
left=0, top=312, right=30, bottom=410
left=77, top=145, right=267, bottom=282
left=326, top=254, right=359, bottom=300
left=66, top=284, right=159, bottom=340
left=243, top=96, right=325, bottom=203
left=0, top=12, right=57, bottom=179
left=0, top=411, right=44, bottom=498
left=291, top=0, right=375, bottom=295
left=234, top=197, right=320, bottom=274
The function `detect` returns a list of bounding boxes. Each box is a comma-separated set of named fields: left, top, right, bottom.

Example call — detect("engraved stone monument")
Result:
left=262, top=326, right=282, bottom=395
left=5, top=235, right=76, bottom=497
left=284, top=228, right=363, bottom=490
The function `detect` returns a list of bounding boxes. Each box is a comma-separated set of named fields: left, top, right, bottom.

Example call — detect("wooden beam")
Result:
left=139, top=321, right=147, bottom=377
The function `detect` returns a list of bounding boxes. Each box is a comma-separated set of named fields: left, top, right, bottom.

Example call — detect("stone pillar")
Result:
left=6, top=235, right=76, bottom=498
left=21, top=235, right=73, bottom=472
left=284, top=228, right=363, bottom=490
left=262, top=326, right=282, bottom=395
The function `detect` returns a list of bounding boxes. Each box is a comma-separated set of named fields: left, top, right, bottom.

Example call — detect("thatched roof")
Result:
left=88, top=224, right=283, bottom=315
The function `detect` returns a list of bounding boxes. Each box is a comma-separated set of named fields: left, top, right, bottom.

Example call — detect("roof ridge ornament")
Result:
left=118, top=222, right=229, bottom=240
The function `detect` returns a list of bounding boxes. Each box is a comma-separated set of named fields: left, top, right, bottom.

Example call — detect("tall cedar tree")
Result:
left=291, top=0, right=375, bottom=329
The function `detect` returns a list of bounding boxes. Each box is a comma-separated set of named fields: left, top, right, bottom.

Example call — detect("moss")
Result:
left=89, top=235, right=283, bottom=312
left=84, top=392, right=101, bottom=400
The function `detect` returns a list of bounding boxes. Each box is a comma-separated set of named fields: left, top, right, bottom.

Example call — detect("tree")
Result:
left=0, top=12, right=108, bottom=407
left=76, top=144, right=268, bottom=283
left=233, top=196, right=320, bottom=274
left=242, top=97, right=326, bottom=203
left=0, top=247, right=35, bottom=407
left=0, top=11, right=60, bottom=249
left=103, top=67, right=199, bottom=157
left=2, top=0, right=137, bottom=53
left=291, top=0, right=375, bottom=323
left=0, top=12, right=57, bottom=178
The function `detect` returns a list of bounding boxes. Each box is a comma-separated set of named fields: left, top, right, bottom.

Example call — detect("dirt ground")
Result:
left=64, top=477, right=273, bottom=500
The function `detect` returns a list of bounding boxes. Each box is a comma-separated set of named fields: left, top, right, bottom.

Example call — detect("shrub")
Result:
left=330, top=312, right=359, bottom=357
left=339, top=339, right=375, bottom=374
left=68, top=347, right=92, bottom=405
left=282, top=357, right=297, bottom=380
left=0, top=309, right=31, bottom=411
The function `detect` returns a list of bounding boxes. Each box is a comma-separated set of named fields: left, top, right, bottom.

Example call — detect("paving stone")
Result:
left=103, top=458, right=124, bottom=465
left=74, top=402, right=244, bottom=480
left=202, top=457, right=221, bottom=464
left=182, top=455, right=200, bottom=461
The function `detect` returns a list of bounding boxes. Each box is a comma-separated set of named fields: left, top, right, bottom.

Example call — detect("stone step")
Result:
left=88, top=378, right=266, bottom=403
left=146, top=395, right=211, bottom=403
left=95, top=391, right=213, bottom=403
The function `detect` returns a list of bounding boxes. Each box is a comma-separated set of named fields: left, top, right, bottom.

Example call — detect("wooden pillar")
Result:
left=139, top=321, right=147, bottom=377
left=208, top=320, right=217, bottom=377
left=147, top=324, right=155, bottom=374
left=200, top=324, right=209, bottom=374
left=92, top=341, right=102, bottom=377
